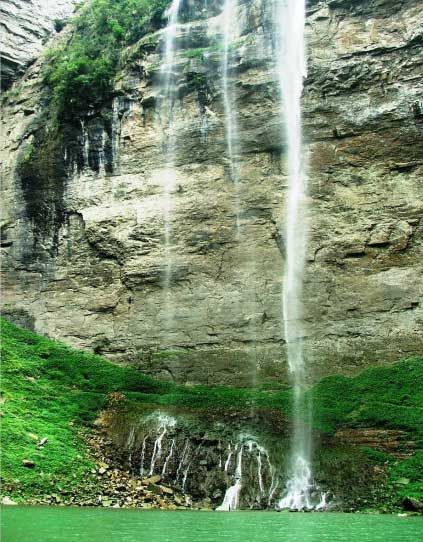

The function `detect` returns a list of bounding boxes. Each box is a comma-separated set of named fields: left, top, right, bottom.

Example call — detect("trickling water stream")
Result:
left=221, top=0, right=241, bottom=237
left=158, top=0, right=182, bottom=335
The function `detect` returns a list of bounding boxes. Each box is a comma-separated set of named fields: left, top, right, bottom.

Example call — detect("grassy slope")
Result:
left=312, top=362, right=423, bottom=505
left=1, top=317, right=422, bottom=507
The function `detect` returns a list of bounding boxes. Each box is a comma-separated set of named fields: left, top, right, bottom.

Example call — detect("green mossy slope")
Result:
left=1, top=317, right=422, bottom=508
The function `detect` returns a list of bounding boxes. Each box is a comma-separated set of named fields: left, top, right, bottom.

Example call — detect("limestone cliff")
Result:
left=0, top=0, right=77, bottom=89
left=1, top=0, right=422, bottom=385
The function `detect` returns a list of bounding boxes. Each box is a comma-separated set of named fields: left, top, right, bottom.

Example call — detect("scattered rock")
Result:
left=22, top=459, right=36, bottom=468
left=403, top=497, right=423, bottom=512
left=160, top=486, right=174, bottom=495
left=142, top=475, right=161, bottom=485
left=1, top=496, right=17, bottom=506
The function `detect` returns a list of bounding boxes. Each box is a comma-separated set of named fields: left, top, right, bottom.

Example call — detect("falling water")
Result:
left=139, top=436, right=148, bottom=476
left=257, top=450, right=264, bottom=494
left=275, top=0, right=317, bottom=510
left=149, top=425, right=168, bottom=476
left=162, top=439, right=175, bottom=475
left=148, top=414, right=176, bottom=476
left=175, top=440, right=190, bottom=482
left=220, top=0, right=260, bottom=394
left=221, top=0, right=241, bottom=237
left=224, top=443, right=234, bottom=472
left=158, top=0, right=182, bottom=331
left=217, top=437, right=274, bottom=510
left=217, top=445, right=243, bottom=511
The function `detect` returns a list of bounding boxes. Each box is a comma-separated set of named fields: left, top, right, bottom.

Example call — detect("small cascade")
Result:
left=126, top=426, right=136, bottom=466
left=175, top=440, right=190, bottom=482
left=217, top=437, right=275, bottom=511
left=224, top=443, right=234, bottom=472
left=217, top=445, right=243, bottom=511
left=111, top=98, right=121, bottom=174
left=162, top=439, right=175, bottom=475
left=117, top=412, right=281, bottom=509
left=220, top=0, right=241, bottom=237
left=147, top=414, right=177, bottom=476
left=182, top=460, right=191, bottom=492
left=157, top=0, right=182, bottom=333
left=257, top=450, right=264, bottom=494
left=316, top=493, right=328, bottom=511
left=139, top=436, right=148, bottom=476
left=267, top=454, right=279, bottom=506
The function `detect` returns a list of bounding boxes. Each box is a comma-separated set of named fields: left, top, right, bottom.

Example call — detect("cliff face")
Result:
left=0, top=0, right=77, bottom=89
left=1, top=0, right=422, bottom=385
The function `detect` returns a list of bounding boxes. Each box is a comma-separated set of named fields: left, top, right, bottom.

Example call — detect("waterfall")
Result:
left=218, top=438, right=273, bottom=511
left=274, top=0, right=318, bottom=511
left=257, top=450, right=264, bottom=494
left=217, top=445, right=243, bottom=511
left=158, top=0, right=182, bottom=333
left=162, top=439, right=175, bottom=475
left=224, top=443, right=234, bottom=472
left=147, top=414, right=177, bottom=476
left=139, top=436, right=148, bottom=476
left=175, top=440, right=190, bottom=482
left=221, top=0, right=241, bottom=237
left=220, top=0, right=260, bottom=392
left=149, top=425, right=168, bottom=476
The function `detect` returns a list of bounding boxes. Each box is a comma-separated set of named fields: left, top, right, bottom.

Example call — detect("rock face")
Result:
left=97, top=406, right=383, bottom=510
left=1, top=0, right=422, bottom=385
left=0, top=0, right=77, bottom=90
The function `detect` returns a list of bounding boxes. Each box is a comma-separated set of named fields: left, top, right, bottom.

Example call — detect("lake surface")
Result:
left=2, top=507, right=422, bottom=542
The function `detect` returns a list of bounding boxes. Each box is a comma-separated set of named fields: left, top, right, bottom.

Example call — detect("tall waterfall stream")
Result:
left=155, top=0, right=327, bottom=511
left=158, top=0, right=182, bottom=337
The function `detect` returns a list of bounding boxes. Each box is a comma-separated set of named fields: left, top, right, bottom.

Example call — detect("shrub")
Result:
left=45, top=0, right=169, bottom=118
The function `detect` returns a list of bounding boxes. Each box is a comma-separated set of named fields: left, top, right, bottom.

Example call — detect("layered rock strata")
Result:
left=0, top=0, right=77, bottom=89
left=1, top=0, right=422, bottom=384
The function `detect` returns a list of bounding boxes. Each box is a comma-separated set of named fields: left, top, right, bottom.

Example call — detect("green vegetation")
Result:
left=44, top=0, right=169, bottom=118
left=1, top=317, right=422, bottom=508
left=182, top=45, right=222, bottom=59
left=311, top=360, right=423, bottom=440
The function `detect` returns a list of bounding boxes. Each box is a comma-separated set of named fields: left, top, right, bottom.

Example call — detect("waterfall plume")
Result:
left=275, top=0, right=322, bottom=511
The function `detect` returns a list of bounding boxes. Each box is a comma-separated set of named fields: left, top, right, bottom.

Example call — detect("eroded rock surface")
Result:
left=1, top=0, right=422, bottom=384
left=0, top=0, right=77, bottom=89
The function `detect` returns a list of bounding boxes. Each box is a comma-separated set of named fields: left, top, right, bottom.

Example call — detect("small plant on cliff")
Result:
left=45, top=0, right=169, bottom=118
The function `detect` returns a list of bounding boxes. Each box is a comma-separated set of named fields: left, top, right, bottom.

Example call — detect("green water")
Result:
left=1, top=508, right=422, bottom=542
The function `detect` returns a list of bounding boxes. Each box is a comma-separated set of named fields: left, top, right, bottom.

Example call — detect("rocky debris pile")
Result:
left=13, top=429, right=196, bottom=509
left=81, top=432, right=197, bottom=509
